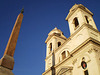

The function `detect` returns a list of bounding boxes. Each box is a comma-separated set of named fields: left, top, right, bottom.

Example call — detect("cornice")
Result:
left=55, top=23, right=99, bottom=53
left=46, top=23, right=100, bottom=61
left=45, top=24, right=100, bottom=68
left=54, top=37, right=100, bottom=68
left=42, top=67, right=51, bottom=75
left=45, top=34, right=67, bottom=43
left=42, top=66, right=55, bottom=75
left=70, top=37, right=100, bottom=55
left=70, top=23, right=99, bottom=38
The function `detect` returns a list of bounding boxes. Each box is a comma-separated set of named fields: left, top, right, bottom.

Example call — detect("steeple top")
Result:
left=69, top=4, right=85, bottom=12
left=45, top=27, right=67, bottom=43
left=48, top=27, right=63, bottom=36
left=66, top=4, right=93, bottom=20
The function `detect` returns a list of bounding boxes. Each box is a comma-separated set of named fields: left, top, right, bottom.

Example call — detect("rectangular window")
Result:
left=84, top=70, right=89, bottom=75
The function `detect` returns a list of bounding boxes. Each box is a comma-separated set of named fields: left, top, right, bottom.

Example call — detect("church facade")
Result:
left=42, top=4, right=100, bottom=75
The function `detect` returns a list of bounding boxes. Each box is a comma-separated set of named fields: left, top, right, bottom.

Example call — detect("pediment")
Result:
left=56, top=66, right=73, bottom=75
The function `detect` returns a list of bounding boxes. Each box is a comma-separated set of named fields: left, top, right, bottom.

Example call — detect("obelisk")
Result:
left=0, top=8, right=24, bottom=75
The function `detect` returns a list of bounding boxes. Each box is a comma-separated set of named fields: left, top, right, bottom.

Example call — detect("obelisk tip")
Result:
left=21, top=8, right=24, bottom=13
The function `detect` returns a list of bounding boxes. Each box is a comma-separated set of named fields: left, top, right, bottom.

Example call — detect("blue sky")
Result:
left=0, top=0, right=100, bottom=75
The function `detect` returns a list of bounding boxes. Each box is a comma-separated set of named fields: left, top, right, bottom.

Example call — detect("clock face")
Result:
left=81, top=61, right=87, bottom=69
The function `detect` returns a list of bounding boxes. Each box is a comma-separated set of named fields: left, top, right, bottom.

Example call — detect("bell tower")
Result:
left=45, top=27, right=66, bottom=57
left=45, top=27, right=66, bottom=72
left=0, top=9, right=24, bottom=75
left=66, top=4, right=97, bottom=35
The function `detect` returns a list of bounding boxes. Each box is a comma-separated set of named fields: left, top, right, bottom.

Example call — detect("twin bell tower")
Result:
left=43, top=4, right=100, bottom=75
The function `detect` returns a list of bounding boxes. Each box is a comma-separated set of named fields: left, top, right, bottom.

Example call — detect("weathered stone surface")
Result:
left=0, top=66, right=14, bottom=75
left=0, top=55, right=14, bottom=70
left=4, top=13, right=23, bottom=57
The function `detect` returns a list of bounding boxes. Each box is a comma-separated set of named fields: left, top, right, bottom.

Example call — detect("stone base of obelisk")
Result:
left=0, top=66, right=14, bottom=75
left=0, top=54, right=14, bottom=75
left=0, top=54, right=14, bottom=70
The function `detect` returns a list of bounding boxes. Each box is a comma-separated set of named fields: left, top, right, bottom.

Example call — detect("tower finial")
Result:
left=54, top=27, right=57, bottom=29
left=21, top=7, right=24, bottom=13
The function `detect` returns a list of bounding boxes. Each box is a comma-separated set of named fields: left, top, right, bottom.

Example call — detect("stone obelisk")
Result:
left=0, top=9, right=24, bottom=75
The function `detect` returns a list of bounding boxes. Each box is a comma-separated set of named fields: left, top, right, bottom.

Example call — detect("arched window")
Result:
left=85, top=16, right=89, bottom=23
left=62, top=51, right=66, bottom=60
left=74, top=17, right=79, bottom=28
left=50, top=43, right=52, bottom=51
left=58, top=42, right=61, bottom=47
